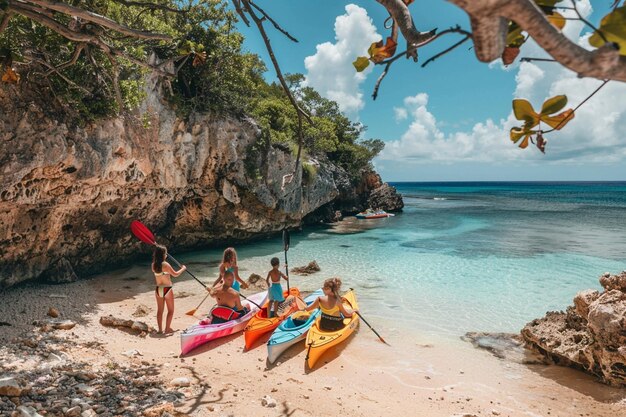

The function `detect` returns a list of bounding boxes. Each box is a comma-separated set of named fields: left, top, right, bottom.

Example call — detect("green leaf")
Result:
left=353, top=56, right=370, bottom=72
left=512, top=99, right=540, bottom=127
left=534, top=0, right=560, bottom=6
left=505, top=23, right=525, bottom=47
left=540, top=95, right=567, bottom=115
left=589, top=6, right=626, bottom=55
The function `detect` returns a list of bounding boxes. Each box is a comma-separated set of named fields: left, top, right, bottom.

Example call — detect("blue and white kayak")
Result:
left=267, top=289, right=323, bottom=364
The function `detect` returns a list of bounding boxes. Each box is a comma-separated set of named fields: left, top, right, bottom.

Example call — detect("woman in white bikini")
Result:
left=152, top=245, right=186, bottom=334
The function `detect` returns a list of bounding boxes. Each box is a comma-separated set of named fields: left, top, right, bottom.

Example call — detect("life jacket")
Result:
left=209, top=305, right=246, bottom=323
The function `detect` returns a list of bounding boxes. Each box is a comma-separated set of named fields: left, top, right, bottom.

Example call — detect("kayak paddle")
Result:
left=186, top=292, right=211, bottom=316
left=282, top=229, right=290, bottom=291
left=355, top=311, right=388, bottom=345
left=347, top=288, right=388, bottom=345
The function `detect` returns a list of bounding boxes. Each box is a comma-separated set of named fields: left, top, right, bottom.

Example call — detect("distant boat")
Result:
left=355, top=209, right=395, bottom=219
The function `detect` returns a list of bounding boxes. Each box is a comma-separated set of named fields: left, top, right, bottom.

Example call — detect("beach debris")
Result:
left=100, top=315, right=154, bottom=335
left=46, top=307, right=60, bottom=318
left=261, top=395, right=277, bottom=408
left=33, top=319, right=76, bottom=331
left=122, top=349, right=143, bottom=358
left=0, top=376, right=27, bottom=396
left=248, top=273, right=263, bottom=284
left=492, top=411, right=501, bottom=416
left=133, top=304, right=151, bottom=317
left=291, top=261, right=321, bottom=276
left=13, top=405, right=43, bottom=417
left=170, top=377, right=191, bottom=387
left=65, top=405, right=82, bottom=416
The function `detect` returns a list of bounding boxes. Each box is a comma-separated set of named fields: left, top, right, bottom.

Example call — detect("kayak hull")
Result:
left=356, top=213, right=394, bottom=219
left=305, top=289, right=359, bottom=369
left=180, top=290, right=267, bottom=356
left=267, top=289, right=323, bottom=364
left=244, top=287, right=300, bottom=350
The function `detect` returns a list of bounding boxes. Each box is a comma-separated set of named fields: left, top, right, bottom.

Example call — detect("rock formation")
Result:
left=0, top=79, right=402, bottom=287
left=521, top=271, right=626, bottom=387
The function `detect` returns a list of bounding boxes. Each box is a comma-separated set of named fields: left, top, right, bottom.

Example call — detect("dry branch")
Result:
left=445, top=0, right=626, bottom=82
left=22, top=0, right=172, bottom=40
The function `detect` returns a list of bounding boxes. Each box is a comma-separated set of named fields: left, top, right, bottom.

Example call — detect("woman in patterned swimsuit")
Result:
left=152, top=245, right=187, bottom=334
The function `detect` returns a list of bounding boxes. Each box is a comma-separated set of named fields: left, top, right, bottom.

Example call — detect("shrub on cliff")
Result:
left=249, top=74, right=385, bottom=180
left=0, top=1, right=265, bottom=121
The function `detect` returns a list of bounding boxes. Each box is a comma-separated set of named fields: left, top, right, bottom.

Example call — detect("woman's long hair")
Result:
left=222, top=247, right=237, bottom=265
left=152, top=245, right=167, bottom=273
left=324, top=277, right=342, bottom=300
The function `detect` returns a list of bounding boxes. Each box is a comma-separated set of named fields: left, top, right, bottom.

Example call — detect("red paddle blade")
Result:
left=130, top=220, right=156, bottom=245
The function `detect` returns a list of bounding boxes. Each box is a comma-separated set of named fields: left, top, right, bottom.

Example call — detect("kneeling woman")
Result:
left=304, top=277, right=356, bottom=331
left=207, top=271, right=249, bottom=323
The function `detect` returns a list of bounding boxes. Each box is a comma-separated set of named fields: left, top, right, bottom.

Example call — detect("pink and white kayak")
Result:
left=180, top=290, right=268, bottom=355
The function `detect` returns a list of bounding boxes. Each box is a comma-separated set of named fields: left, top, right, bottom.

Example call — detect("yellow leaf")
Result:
left=540, top=109, right=575, bottom=130
left=368, top=37, right=398, bottom=63
left=589, top=6, right=626, bottom=55
left=352, top=56, right=370, bottom=72
left=512, top=99, right=540, bottom=127
left=519, top=135, right=531, bottom=149
left=1, top=67, right=19, bottom=84
left=510, top=127, right=527, bottom=143
left=547, top=12, right=566, bottom=30
left=540, top=95, right=568, bottom=115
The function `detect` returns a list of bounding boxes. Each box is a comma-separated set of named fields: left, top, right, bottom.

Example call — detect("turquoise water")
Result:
left=183, top=182, right=626, bottom=339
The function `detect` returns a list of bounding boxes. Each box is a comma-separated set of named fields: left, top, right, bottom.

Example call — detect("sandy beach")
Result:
left=1, top=264, right=624, bottom=417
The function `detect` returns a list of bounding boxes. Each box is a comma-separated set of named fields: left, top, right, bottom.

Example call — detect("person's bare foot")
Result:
left=164, top=328, right=175, bottom=334
left=157, top=330, right=163, bottom=335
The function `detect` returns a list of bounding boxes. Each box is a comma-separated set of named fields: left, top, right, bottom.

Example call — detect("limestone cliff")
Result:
left=0, top=81, right=402, bottom=287
left=521, top=271, right=626, bottom=387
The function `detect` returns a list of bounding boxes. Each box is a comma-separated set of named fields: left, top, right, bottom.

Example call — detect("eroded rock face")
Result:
left=521, top=271, right=626, bottom=386
left=368, top=182, right=404, bottom=212
left=0, top=82, right=393, bottom=287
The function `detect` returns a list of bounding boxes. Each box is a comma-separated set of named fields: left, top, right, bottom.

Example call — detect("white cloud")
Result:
left=378, top=0, right=626, bottom=165
left=393, top=107, right=408, bottom=121
left=303, top=4, right=380, bottom=116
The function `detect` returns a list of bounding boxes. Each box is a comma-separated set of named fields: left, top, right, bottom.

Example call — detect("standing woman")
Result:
left=152, top=245, right=186, bottom=334
left=213, top=247, right=249, bottom=292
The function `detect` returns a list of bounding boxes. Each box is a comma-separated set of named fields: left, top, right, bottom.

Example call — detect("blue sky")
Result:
left=235, top=1, right=625, bottom=181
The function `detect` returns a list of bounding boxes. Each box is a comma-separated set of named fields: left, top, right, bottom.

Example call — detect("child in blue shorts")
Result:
left=266, top=257, right=289, bottom=317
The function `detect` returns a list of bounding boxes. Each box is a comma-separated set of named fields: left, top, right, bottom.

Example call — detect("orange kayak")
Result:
left=244, top=287, right=300, bottom=350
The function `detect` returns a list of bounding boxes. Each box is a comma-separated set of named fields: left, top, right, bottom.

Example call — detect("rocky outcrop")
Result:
left=0, top=78, right=396, bottom=287
left=368, top=182, right=404, bottom=212
left=521, top=271, right=626, bottom=387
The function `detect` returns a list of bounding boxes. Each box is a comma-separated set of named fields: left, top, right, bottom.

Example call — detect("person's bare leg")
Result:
left=164, top=290, right=175, bottom=333
left=155, top=292, right=165, bottom=334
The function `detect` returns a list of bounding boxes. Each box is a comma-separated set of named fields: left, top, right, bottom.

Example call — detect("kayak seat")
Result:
left=210, top=305, right=245, bottom=324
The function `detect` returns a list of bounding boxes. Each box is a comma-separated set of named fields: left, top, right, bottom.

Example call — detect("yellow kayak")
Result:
left=305, top=289, right=359, bottom=369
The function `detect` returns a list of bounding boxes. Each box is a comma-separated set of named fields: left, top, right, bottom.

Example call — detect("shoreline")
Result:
left=1, top=266, right=624, bottom=416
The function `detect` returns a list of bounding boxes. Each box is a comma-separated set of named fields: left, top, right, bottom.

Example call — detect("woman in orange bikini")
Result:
left=152, top=244, right=187, bottom=334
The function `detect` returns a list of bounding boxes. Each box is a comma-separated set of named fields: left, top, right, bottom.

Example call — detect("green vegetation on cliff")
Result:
left=0, top=0, right=382, bottom=176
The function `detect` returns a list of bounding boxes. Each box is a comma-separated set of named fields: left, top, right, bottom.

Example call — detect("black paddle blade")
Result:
left=282, top=229, right=290, bottom=251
